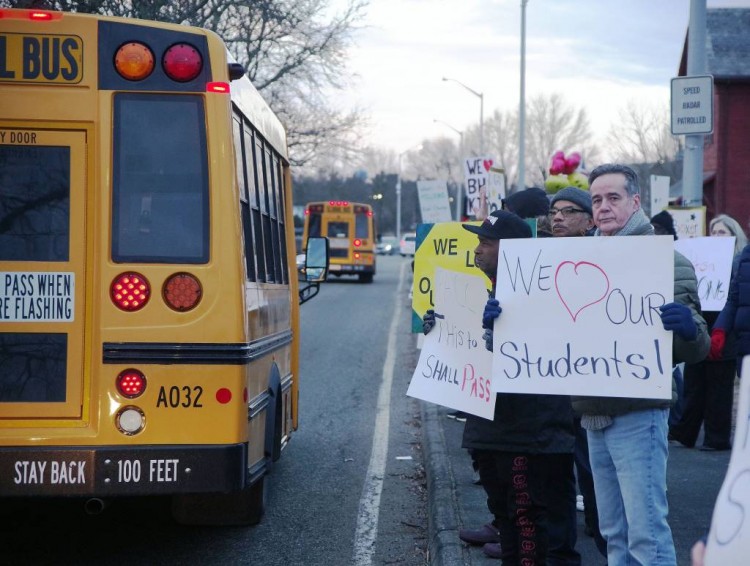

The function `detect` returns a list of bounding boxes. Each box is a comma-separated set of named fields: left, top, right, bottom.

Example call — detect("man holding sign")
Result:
left=574, top=164, right=710, bottom=566
left=444, top=210, right=578, bottom=564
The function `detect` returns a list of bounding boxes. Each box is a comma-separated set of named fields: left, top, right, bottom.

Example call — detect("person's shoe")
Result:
left=576, top=494, right=585, bottom=512
left=668, top=430, right=695, bottom=448
left=446, top=410, right=467, bottom=422
left=700, top=444, right=731, bottom=451
left=482, top=542, right=503, bottom=559
left=458, top=523, right=501, bottom=546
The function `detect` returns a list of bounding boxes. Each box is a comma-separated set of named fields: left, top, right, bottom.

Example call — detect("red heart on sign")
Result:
left=483, top=159, right=493, bottom=172
left=554, top=261, right=610, bottom=322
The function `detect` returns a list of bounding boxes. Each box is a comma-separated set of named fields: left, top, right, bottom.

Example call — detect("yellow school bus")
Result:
left=0, top=7, right=325, bottom=525
left=302, top=201, right=376, bottom=283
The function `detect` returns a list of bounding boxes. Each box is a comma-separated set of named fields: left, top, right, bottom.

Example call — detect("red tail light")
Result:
left=163, top=273, right=202, bottom=312
left=163, top=43, right=202, bottom=82
left=353, top=239, right=362, bottom=247
left=207, top=81, right=229, bottom=93
left=116, top=369, right=146, bottom=398
left=111, top=272, right=151, bottom=312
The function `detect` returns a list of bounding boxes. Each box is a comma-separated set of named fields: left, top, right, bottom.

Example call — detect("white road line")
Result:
left=351, top=261, right=407, bottom=565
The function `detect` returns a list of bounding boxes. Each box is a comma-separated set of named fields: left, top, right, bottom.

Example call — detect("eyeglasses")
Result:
left=548, top=206, right=587, bottom=218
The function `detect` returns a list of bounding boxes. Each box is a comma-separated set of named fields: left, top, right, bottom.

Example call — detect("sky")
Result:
left=336, top=0, right=750, bottom=159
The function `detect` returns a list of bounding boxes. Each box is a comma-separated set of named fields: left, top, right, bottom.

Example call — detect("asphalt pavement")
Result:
left=420, top=392, right=734, bottom=565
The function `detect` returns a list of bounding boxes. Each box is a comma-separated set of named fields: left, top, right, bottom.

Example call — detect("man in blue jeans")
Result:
left=572, top=164, right=710, bottom=565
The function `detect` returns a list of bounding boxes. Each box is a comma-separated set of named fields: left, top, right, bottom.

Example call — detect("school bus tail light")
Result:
left=163, top=43, right=202, bottom=82
left=111, top=272, right=151, bottom=312
left=116, top=369, right=146, bottom=399
left=116, top=406, right=146, bottom=436
left=353, top=239, right=362, bottom=247
left=163, top=273, right=202, bottom=312
left=114, top=42, right=155, bottom=81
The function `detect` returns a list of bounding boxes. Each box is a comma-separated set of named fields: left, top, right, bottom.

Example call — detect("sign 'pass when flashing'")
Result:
left=671, top=75, right=713, bottom=136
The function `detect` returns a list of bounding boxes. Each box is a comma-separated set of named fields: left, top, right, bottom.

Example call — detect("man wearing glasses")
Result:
left=548, top=186, right=595, bottom=238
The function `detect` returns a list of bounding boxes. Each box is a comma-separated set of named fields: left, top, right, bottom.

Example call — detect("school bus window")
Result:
left=328, top=222, right=349, bottom=238
left=256, top=142, right=277, bottom=283
left=265, top=149, right=283, bottom=283
left=112, top=94, right=209, bottom=264
left=0, top=145, right=70, bottom=262
left=244, top=128, right=267, bottom=282
left=233, top=116, right=257, bottom=282
left=0, top=333, right=67, bottom=403
left=307, top=212, right=322, bottom=238
left=355, top=212, right=370, bottom=239
left=274, top=155, right=289, bottom=284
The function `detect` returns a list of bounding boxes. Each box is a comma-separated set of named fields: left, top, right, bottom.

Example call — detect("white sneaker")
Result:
left=576, top=494, right=585, bottom=512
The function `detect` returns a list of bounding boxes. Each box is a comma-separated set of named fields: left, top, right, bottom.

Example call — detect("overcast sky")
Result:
left=338, top=0, right=749, bottom=158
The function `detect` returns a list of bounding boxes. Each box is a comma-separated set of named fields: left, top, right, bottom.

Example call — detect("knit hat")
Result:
left=503, top=187, right=550, bottom=219
left=462, top=210, right=532, bottom=240
left=651, top=210, right=678, bottom=240
left=550, top=186, right=593, bottom=216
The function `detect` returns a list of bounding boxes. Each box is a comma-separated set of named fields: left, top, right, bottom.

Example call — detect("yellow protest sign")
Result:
left=411, top=222, right=490, bottom=332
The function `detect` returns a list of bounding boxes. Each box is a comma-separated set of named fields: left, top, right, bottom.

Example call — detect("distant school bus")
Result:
left=302, top=201, right=376, bottom=283
left=0, top=7, right=326, bottom=525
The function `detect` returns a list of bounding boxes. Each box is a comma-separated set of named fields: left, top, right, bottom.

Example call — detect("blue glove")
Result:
left=482, top=299, right=502, bottom=329
left=659, top=302, right=697, bottom=341
left=422, top=309, right=436, bottom=335
left=483, top=328, right=493, bottom=352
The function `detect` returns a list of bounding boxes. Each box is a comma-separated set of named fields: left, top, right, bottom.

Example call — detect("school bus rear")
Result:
left=0, top=9, right=294, bottom=521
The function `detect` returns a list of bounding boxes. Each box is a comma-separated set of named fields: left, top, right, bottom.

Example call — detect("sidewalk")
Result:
left=421, top=399, right=731, bottom=565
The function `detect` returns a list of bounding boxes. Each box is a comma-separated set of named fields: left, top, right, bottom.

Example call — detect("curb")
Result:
left=421, top=401, right=469, bottom=565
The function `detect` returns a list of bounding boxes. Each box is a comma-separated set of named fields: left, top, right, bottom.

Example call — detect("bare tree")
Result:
left=524, top=93, right=599, bottom=187
left=3, top=0, right=368, bottom=167
left=605, top=99, right=680, bottom=164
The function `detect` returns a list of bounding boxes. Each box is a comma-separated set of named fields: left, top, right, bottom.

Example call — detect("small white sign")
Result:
left=674, top=236, right=735, bottom=311
left=463, top=156, right=495, bottom=217
left=416, top=179, right=452, bottom=223
left=408, top=268, right=496, bottom=419
left=671, top=75, right=713, bottom=135
left=0, top=272, right=75, bottom=322
left=492, top=236, right=674, bottom=399
left=705, top=355, right=750, bottom=565
left=669, top=206, right=706, bottom=239
left=650, top=175, right=671, bottom=216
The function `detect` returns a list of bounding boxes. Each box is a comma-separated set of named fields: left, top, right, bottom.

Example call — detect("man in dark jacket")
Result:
left=454, top=209, right=578, bottom=564
left=574, top=164, right=710, bottom=566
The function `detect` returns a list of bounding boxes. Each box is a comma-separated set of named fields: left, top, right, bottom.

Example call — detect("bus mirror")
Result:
left=304, top=237, right=329, bottom=282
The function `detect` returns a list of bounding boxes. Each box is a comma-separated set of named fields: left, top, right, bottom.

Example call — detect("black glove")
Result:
left=482, top=299, right=502, bottom=329
left=422, top=309, right=436, bottom=335
left=483, top=328, right=493, bottom=352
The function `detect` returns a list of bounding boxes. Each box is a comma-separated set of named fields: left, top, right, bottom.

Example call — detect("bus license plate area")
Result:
left=0, top=445, right=245, bottom=496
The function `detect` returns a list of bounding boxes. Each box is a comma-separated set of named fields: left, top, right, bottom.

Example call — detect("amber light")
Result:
left=116, top=369, right=146, bottom=398
left=163, top=43, right=202, bottom=82
left=163, top=273, right=202, bottom=312
left=354, top=252, right=361, bottom=260
left=114, top=42, right=155, bottom=81
left=111, top=272, right=151, bottom=312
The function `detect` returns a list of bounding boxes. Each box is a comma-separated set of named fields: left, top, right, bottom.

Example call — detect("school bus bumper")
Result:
left=0, top=444, right=254, bottom=497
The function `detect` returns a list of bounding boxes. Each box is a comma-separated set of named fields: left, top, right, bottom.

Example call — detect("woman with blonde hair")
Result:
left=709, top=214, right=748, bottom=255
left=670, top=213, right=747, bottom=451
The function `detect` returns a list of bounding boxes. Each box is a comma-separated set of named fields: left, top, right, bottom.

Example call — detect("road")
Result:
left=0, top=255, right=426, bottom=566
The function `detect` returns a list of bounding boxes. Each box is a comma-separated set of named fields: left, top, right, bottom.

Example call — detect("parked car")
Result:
left=400, top=233, right=416, bottom=257
left=375, top=236, right=398, bottom=255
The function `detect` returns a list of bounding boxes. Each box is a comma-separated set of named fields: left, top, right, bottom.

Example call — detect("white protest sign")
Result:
left=463, top=156, right=494, bottom=217
left=416, top=180, right=452, bottom=223
left=674, top=236, right=735, bottom=311
left=650, top=175, right=670, bottom=216
left=487, top=167, right=506, bottom=214
left=669, top=206, right=706, bottom=239
left=704, top=355, right=750, bottom=566
left=492, top=236, right=674, bottom=398
left=407, top=268, right=495, bottom=419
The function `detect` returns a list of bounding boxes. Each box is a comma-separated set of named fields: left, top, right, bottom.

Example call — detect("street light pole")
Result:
left=434, top=119, right=465, bottom=221
left=442, top=77, right=484, bottom=155
left=518, top=0, right=529, bottom=191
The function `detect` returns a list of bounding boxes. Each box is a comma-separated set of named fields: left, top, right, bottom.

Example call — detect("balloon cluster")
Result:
left=544, top=150, right=589, bottom=193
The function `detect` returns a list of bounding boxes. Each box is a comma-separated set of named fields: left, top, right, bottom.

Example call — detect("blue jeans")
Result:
left=587, top=408, right=676, bottom=566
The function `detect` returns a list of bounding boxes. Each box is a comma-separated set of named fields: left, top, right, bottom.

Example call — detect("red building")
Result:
left=678, top=8, right=750, bottom=230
